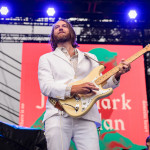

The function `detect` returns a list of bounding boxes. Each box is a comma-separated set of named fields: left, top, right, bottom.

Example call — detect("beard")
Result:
left=54, top=32, right=71, bottom=44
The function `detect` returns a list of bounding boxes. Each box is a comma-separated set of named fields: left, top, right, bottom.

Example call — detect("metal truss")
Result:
left=0, top=33, right=50, bottom=43
left=1, top=27, right=150, bottom=45
left=1, top=17, right=150, bottom=28
left=1, top=17, right=150, bottom=44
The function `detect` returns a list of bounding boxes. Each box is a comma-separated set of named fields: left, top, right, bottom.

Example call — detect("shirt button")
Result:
left=74, top=76, right=77, bottom=79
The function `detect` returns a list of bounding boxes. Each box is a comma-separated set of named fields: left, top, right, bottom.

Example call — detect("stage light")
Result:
left=0, top=6, right=9, bottom=15
left=128, top=10, right=137, bottom=19
left=47, top=8, right=55, bottom=16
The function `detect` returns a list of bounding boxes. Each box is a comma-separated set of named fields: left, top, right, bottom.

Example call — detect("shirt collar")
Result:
left=58, top=47, right=78, bottom=56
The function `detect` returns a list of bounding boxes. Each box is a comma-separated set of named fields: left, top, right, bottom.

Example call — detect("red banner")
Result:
left=19, top=43, right=149, bottom=146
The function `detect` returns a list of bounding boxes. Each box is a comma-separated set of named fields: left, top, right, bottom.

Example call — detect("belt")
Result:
left=48, top=97, right=64, bottom=111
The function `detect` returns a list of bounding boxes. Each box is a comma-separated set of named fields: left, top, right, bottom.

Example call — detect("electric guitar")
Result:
left=59, top=45, right=150, bottom=118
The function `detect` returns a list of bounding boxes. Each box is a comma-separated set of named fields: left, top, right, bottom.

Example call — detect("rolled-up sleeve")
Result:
left=103, top=75, right=120, bottom=89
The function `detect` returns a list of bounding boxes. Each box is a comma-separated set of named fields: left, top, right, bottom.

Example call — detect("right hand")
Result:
left=71, top=82, right=99, bottom=96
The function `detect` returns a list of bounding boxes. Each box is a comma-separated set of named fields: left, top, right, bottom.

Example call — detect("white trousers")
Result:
left=45, top=114, right=100, bottom=150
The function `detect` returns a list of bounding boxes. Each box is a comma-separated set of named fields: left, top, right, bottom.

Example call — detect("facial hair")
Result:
left=54, top=32, right=71, bottom=43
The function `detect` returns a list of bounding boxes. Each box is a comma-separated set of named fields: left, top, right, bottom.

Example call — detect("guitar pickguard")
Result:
left=80, top=80, right=112, bottom=112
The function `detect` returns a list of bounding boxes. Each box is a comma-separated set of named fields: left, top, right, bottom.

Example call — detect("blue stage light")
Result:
left=0, top=6, right=9, bottom=15
left=128, top=10, right=137, bottom=19
left=47, top=8, right=55, bottom=16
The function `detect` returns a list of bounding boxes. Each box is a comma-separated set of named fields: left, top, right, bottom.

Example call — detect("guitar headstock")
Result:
left=144, top=44, right=150, bottom=52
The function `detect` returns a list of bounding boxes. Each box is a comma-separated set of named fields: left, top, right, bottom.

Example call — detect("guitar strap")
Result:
left=84, top=53, right=104, bottom=66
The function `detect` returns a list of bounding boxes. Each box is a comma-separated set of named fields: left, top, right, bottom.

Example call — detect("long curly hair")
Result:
left=50, top=19, right=79, bottom=51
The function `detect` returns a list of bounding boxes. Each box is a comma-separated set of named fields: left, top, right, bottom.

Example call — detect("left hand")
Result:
left=115, top=59, right=131, bottom=81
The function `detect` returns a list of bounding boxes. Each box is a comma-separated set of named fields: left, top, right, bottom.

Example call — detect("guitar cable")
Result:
left=60, top=111, right=64, bottom=150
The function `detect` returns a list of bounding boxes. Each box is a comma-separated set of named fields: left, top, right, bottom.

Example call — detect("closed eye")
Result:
left=54, top=25, right=59, bottom=29
left=62, top=24, right=67, bottom=27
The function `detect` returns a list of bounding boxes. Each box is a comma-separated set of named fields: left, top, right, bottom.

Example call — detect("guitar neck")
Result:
left=95, top=47, right=147, bottom=85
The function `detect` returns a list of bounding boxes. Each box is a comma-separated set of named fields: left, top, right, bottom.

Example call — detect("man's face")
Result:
left=53, top=20, right=71, bottom=43
left=147, top=141, right=150, bottom=148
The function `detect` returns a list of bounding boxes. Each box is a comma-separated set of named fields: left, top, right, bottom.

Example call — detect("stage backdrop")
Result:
left=19, top=43, right=149, bottom=150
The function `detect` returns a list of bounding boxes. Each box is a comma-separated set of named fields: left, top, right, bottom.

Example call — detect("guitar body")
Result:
left=59, top=65, right=113, bottom=117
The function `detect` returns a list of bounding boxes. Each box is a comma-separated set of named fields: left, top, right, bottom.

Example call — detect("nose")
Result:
left=59, top=27, right=63, bottom=31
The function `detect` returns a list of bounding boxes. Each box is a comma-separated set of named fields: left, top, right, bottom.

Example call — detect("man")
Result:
left=38, top=19, right=131, bottom=150
left=146, top=136, right=150, bottom=150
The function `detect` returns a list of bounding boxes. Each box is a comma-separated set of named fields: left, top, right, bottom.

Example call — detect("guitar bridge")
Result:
left=75, top=104, right=79, bottom=112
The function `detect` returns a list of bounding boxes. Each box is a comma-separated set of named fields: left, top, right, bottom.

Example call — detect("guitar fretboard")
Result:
left=95, top=47, right=148, bottom=85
